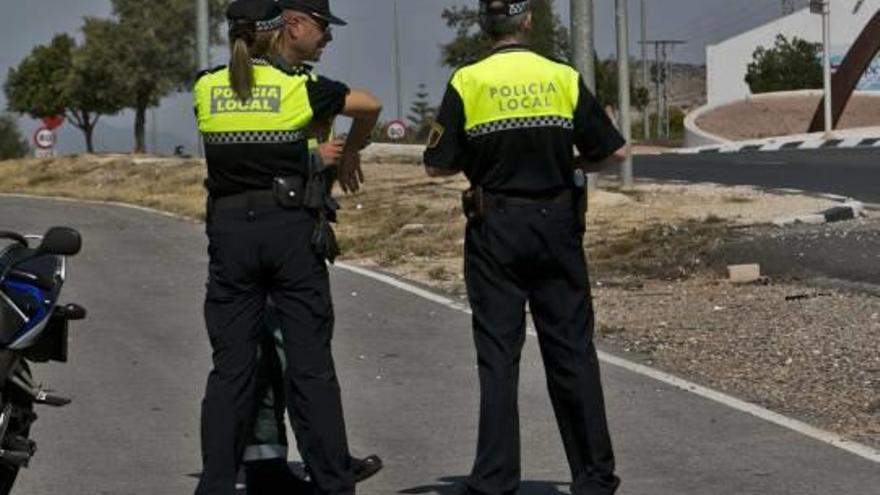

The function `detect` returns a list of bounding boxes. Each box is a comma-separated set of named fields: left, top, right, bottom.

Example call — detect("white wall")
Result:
left=707, top=0, right=880, bottom=106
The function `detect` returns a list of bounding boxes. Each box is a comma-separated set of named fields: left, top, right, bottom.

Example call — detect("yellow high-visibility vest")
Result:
left=451, top=50, right=580, bottom=138
left=194, top=61, right=315, bottom=144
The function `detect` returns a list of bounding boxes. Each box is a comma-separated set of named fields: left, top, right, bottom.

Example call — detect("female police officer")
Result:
left=424, top=1, right=626, bottom=494
left=193, top=1, right=381, bottom=493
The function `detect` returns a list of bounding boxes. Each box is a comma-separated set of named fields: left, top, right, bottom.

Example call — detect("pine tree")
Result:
left=407, top=84, right=437, bottom=141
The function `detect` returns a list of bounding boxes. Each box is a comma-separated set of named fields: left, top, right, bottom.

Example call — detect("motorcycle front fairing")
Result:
left=0, top=252, right=64, bottom=350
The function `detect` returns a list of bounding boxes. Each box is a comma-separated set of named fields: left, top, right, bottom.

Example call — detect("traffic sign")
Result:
left=33, top=127, right=56, bottom=150
left=386, top=120, right=407, bottom=141
left=41, top=115, right=65, bottom=130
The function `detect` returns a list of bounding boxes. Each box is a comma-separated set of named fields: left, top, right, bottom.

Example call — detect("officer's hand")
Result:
left=338, top=151, right=364, bottom=194
left=318, top=139, right=346, bottom=166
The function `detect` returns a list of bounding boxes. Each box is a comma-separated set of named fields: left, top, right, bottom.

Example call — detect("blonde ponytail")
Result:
left=229, top=37, right=254, bottom=102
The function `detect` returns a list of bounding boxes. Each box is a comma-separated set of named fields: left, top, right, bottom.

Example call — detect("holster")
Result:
left=573, top=186, right=587, bottom=234
left=306, top=152, right=341, bottom=263
left=461, top=186, right=486, bottom=222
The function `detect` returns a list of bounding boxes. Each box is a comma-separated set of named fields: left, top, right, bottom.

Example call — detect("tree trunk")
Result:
left=85, top=127, right=95, bottom=154
left=84, top=115, right=101, bottom=154
left=134, top=104, right=147, bottom=154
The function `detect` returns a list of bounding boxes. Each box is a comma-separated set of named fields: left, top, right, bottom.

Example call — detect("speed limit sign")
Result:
left=33, top=127, right=56, bottom=150
left=386, top=120, right=407, bottom=141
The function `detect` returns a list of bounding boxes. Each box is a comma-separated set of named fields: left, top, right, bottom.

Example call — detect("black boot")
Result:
left=352, top=454, right=383, bottom=483
left=244, top=459, right=313, bottom=494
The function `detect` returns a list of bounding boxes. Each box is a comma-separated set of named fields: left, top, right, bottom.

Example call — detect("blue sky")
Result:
left=1, top=0, right=806, bottom=154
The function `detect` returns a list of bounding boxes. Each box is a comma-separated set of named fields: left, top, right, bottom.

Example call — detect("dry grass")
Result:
left=0, top=154, right=837, bottom=293
left=0, top=155, right=207, bottom=220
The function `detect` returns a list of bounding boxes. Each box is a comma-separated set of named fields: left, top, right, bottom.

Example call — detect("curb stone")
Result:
left=671, top=136, right=880, bottom=155
left=773, top=201, right=866, bottom=227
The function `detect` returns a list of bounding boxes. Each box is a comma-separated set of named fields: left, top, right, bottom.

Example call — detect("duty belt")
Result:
left=483, top=190, right=572, bottom=210
left=211, top=190, right=284, bottom=211
left=462, top=187, right=573, bottom=222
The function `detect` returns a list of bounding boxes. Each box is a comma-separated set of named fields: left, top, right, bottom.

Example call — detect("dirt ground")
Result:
left=1, top=155, right=877, bottom=447
left=696, top=94, right=880, bottom=140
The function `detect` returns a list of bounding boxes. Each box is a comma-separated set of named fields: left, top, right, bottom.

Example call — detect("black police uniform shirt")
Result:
left=195, top=60, right=349, bottom=198
left=425, top=45, right=625, bottom=197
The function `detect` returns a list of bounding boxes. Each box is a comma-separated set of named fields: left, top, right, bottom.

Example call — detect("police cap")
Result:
left=480, top=0, right=531, bottom=17
left=278, top=0, right=348, bottom=26
left=226, top=0, right=283, bottom=31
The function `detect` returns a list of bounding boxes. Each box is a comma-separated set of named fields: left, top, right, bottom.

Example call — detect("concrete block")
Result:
left=728, top=264, right=761, bottom=283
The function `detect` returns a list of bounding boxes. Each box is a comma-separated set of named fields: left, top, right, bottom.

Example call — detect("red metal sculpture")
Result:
left=809, top=10, right=880, bottom=132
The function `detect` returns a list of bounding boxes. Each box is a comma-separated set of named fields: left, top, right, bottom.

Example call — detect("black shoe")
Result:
left=351, top=454, right=383, bottom=483
left=244, top=459, right=313, bottom=494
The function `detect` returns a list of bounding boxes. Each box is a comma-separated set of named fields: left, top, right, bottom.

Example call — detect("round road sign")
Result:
left=386, top=120, right=407, bottom=141
left=33, top=127, right=56, bottom=150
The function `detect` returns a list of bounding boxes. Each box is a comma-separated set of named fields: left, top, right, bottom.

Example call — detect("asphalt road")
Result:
left=632, top=148, right=880, bottom=287
left=3, top=196, right=879, bottom=495
left=632, top=148, right=880, bottom=205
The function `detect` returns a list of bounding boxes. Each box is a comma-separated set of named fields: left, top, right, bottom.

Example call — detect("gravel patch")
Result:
left=594, top=277, right=880, bottom=447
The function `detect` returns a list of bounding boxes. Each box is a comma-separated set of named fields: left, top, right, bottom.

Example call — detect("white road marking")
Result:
left=335, top=262, right=880, bottom=465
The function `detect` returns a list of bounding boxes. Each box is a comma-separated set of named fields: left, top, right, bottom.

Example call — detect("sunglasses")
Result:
left=302, top=13, right=331, bottom=34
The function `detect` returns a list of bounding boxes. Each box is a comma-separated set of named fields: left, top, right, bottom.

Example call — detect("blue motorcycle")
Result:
left=0, top=227, right=85, bottom=493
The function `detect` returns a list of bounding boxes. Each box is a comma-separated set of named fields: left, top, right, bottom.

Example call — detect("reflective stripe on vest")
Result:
left=194, top=64, right=314, bottom=141
left=307, top=121, right=335, bottom=151
left=450, top=50, right=580, bottom=138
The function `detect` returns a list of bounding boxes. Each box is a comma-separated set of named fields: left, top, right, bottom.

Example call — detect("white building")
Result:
left=706, top=0, right=880, bottom=106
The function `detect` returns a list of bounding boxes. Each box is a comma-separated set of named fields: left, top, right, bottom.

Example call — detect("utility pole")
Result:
left=197, top=0, right=210, bottom=71
left=572, top=0, right=597, bottom=191
left=571, top=0, right=596, bottom=91
left=393, top=0, right=403, bottom=121
left=640, top=0, right=649, bottom=140
left=642, top=39, right=685, bottom=139
left=809, top=0, right=833, bottom=134
left=653, top=43, right=661, bottom=138
left=616, top=0, right=632, bottom=188
left=821, top=0, right=833, bottom=136
left=196, top=0, right=209, bottom=158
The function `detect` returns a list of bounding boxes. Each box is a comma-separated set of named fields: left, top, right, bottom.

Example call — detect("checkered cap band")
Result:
left=466, top=116, right=573, bottom=138
left=508, top=1, right=529, bottom=16
left=481, top=0, right=529, bottom=17
left=255, top=15, right=284, bottom=31
left=202, top=130, right=307, bottom=145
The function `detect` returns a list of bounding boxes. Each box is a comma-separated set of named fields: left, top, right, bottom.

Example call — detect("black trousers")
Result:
left=196, top=201, right=354, bottom=495
left=463, top=201, right=619, bottom=495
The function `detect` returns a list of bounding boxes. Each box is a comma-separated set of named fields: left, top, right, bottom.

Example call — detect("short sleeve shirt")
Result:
left=424, top=46, right=625, bottom=196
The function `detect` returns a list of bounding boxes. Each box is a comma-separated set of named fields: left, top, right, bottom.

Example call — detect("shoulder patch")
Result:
left=426, top=122, right=445, bottom=149
left=195, top=64, right=227, bottom=82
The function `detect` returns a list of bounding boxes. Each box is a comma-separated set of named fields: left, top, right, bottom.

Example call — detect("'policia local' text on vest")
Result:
left=193, top=60, right=317, bottom=196
left=451, top=50, right=580, bottom=139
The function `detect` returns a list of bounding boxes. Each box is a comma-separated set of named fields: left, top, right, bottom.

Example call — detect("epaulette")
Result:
left=272, top=61, right=314, bottom=77
left=195, top=64, right=227, bottom=82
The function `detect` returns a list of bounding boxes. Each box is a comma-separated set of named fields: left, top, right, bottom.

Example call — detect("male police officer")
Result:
left=424, top=1, right=626, bottom=494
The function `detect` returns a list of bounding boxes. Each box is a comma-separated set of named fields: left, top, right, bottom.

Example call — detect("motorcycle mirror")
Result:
left=36, top=227, right=82, bottom=256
